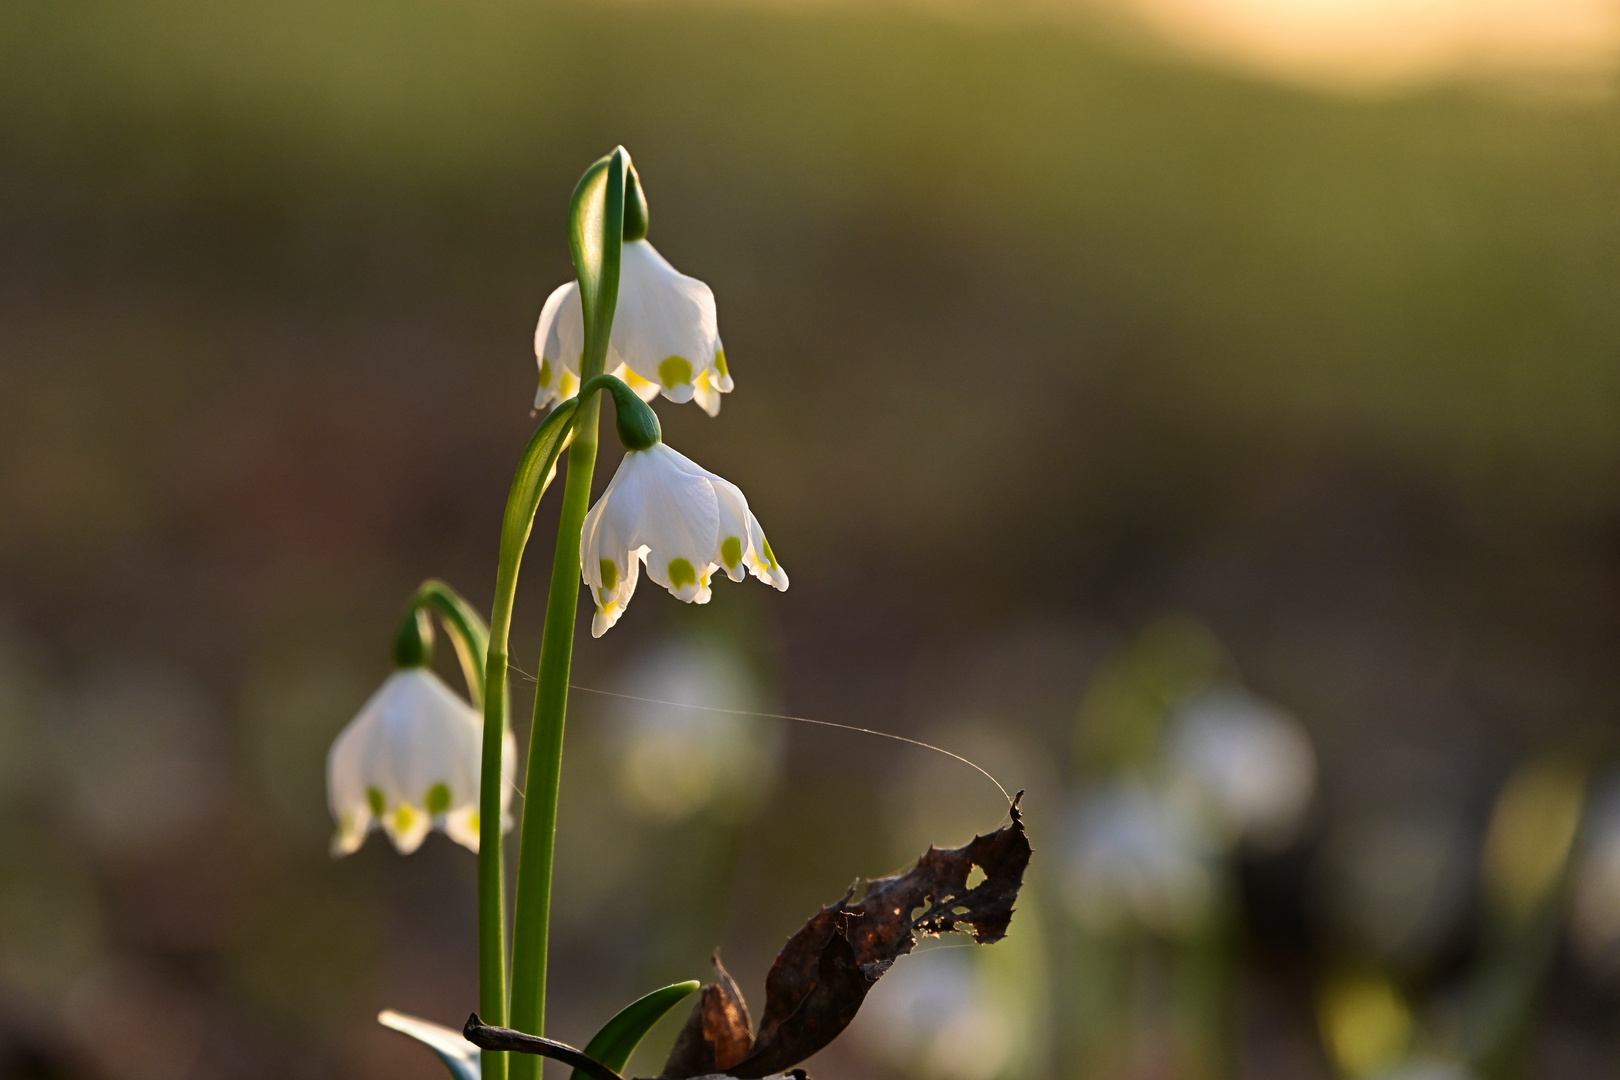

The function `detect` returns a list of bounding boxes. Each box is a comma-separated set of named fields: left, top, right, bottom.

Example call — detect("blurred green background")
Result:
left=1, top=1, right=1618, bottom=1078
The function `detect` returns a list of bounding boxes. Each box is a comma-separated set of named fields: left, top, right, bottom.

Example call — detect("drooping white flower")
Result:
left=326, top=668, right=515, bottom=856
left=533, top=240, right=731, bottom=415
left=1060, top=781, right=1218, bottom=937
left=581, top=443, right=786, bottom=637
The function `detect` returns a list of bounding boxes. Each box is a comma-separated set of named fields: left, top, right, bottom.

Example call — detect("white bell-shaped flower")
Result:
left=326, top=667, right=516, bottom=856
left=581, top=442, right=787, bottom=637
left=1167, top=687, right=1316, bottom=851
left=533, top=240, right=731, bottom=415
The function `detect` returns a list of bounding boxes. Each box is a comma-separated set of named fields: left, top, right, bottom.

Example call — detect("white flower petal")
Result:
left=325, top=669, right=511, bottom=856
left=531, top=242, right=730, bottom=412
left=443, top=807, right=481, bottom=852
left=712, top=343, right=733, bottom=393
left=383, top=802, right=433, bottom=854
left=328, top=703, right=377, bottom=836
left=611, top=242, right=717, bottom=402
left=329, top=806, right=370, bottom=857
left=703, top=474, right=756, bottom=583
left=692, top=369, right=722, bottom=418
left=534, top=283, right=585, bottom=410
left=618, top=446, right=719, bottom=602
left=611, top=363, right=663, bottom=404
left=582, top=470, right=644, bottom=635
left=744, top=508, right=788, bottom=590
left=580, top=443, right=785, bottom=634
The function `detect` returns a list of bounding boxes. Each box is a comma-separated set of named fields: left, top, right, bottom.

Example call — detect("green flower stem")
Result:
left=478, top=397, right=585, bottom=1080
left=396, top=579, right=493, bottom=705
left=389, top=575, right=514, bottom=1080
left=508, top=148, right=628, bottom=1076
left=473, top=377, right=646, bottom=1080
left=507, top=395, right=598, bottom=1075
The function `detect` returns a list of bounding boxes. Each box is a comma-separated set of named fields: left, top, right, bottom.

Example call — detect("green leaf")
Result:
left=571, top=980, right=702, bottom=1080
left=379, top=1010, right=482, bottom=1080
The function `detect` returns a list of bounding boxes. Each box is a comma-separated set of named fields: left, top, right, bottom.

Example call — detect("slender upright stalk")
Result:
left=477, top=397, right=583, bottom=1080
left=391, top=575, right=514, bottom=1080
left=478, top=648, right=511, bottom=1080
left=507, top=393, right=599, bottom=1066
left=506, top=148, right=628, bottom=1079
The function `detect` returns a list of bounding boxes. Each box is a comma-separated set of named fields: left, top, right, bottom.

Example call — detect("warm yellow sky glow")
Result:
left=708, top=0, right=1620, bottom=90
left=1094, top=0, right=1620, bottom=89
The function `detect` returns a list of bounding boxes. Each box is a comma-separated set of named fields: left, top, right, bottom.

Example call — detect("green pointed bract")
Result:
left=572, top=981, right=701, bottom=1080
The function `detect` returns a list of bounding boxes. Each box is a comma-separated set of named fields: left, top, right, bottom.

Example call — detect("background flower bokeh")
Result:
left=1, top=2, right=1618, bottom=1078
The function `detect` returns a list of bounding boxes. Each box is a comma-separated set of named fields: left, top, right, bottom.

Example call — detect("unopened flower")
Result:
left=326, top=668, right=515, bottom=856
left=581, top=443, right=786, bottom=637
left=534, top=241, right=730, bottom=414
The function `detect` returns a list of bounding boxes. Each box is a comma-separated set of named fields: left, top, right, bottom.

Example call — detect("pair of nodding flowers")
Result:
left=327, top=238, right=787, bottom=856
left=537, top=237, right=787, bottom=636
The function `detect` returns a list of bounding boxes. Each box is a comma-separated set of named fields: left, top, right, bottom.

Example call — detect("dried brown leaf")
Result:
left=662, top=795, right=1030, bottom=1080
left=663, top=953, right=755, bottom=1078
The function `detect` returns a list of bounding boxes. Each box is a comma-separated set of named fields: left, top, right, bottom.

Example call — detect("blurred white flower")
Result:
left=534, top=240, right=731, bottom=414
left=326, top=668, right=515, bottom=856
left=613, top=638, right=781, bottom=823
left=1061, top=781, right=1218, bottom=937
left=1378, top=1060, right=1476, bottom=1080
left=1571, top=781, right=1620, bottom=975
left=1168, top=687, right=1316, bottom=850
left=853, top=947, right=1017, bottom=1080
left=581, top=443, right=786, bottom=637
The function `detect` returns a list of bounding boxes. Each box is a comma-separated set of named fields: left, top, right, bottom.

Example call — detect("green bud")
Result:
left=392, top=606, right=434, bottom=668
left=623, top=165, right=649, bottom=243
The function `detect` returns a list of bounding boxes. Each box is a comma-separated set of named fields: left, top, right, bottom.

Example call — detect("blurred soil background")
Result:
left=0, top=2, right=1617, bottom=1079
